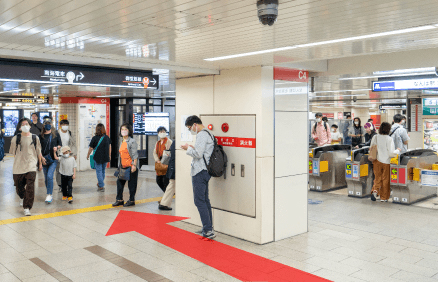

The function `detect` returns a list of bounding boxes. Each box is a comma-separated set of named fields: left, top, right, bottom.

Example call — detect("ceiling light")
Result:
left=311, top=89, right=371, bottom=94
left=41, top=84, right=61, bottom=88
left=0, top=89, right=25, bottom=94
left=205, top=25, right=436, bottom=61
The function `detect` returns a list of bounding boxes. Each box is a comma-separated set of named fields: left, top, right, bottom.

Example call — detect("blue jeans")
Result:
left=95, top=162, right=107, bottom=188
left=43, top=160, right=58, bottom=195
left=192, top=170, right=213, bottom=233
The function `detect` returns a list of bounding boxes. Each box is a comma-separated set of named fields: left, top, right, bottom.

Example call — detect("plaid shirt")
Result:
left=312, top=122, right=332, bottom=146
left=187, top=130, right=214, bottom=176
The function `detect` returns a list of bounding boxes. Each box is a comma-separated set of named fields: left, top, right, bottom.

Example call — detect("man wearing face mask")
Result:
left=153, top=127, right=173, bottom=194
left=10, top=118, right=43, bottom=216
left=311, top=113, right=332, bottom=147
left=181, top=115, right=215, bottom=239
left=55, top=119, right=77, bottom=192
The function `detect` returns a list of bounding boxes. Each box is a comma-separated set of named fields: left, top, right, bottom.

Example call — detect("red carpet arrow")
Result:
left=106, top=211, right=332, bottom=282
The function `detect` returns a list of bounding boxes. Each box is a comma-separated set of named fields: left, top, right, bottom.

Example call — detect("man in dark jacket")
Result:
left=159, top=142, right=175, bottom=210
left=30, top=113, right=43, bottom=135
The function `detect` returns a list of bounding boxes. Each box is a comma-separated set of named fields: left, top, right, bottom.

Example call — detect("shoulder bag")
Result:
left=114, top=166, right=131, bottom=181
left=155, top=140, right=168, bottom=176
left=368, top=135, right=378, bottom=162
left=90, top=136, right=104, bottom=169
left=43, top=135, right=54, bottom=166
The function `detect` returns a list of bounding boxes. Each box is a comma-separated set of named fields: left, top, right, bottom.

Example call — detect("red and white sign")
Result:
left=337, top=112, right=343, bottom=119
left=216, top=136, right=256, bottom=148
left=322, top=113, right=334, bottom=119
left=274, top=67, right=309, bottom=82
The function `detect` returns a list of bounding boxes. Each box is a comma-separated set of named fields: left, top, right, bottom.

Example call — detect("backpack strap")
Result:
left=15, top=134, right=21, bottom=155
left=201, top=130, right=216, bottom=168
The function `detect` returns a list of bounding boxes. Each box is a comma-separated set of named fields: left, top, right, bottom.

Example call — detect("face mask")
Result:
left=190, top=124, right=198, bottom=136
left=121, top=130, right=128, bottom=137
left=44, top=124, right=51, bottom=130
left=401, top=120, right=405, bottom=125
left=21, top=125, right=30, bottom=133
left=63, top=153, right=69, bottom=158
left=62, top=126, right=69, bottom=131
left=354, top=122, right=359, bottom=125
left=158, top=133, right=167, bottom=139
left=316, top=118, right=322, bottom=123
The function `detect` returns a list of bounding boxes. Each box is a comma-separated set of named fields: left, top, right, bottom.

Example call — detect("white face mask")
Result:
left=158, top=133, right=167, bottom=139
left=121, top=130, right=128, bottom=137
left=316, top=118, right=322, bottom=123
left=401, top=120, right=405, bottom=125
left=62, top=126, right=69, bottom=131
left=190, top=124, right=198, bottom=136
left=355, top=122, right=359, bottom=125
left=21, top=125, right=30, bottom=133
left=63, top=153, right=69, bottom=158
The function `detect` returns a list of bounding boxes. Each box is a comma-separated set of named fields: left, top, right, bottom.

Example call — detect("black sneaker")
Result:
left=371, top=192, right=376, bottom=201
left=158, top=205, right=172, bottom=210
left=112, top=200, right=124, bottom=207
left=202, top=231, right=216, bottom=239
left=123, top=200, right=135, bottom=207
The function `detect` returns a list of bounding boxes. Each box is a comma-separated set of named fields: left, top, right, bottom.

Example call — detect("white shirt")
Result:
left=59, top=130, right=70, bottom=147
left=371, top=135, right=400, bottom=164
left=331, top=131, right=342, bottom=144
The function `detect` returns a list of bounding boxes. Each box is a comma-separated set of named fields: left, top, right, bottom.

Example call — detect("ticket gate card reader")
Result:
left=309, top=145, right=351, bottom=192
left=346, top=147, right=374, bottom=198
left=390, top=149, right=438, bottom=205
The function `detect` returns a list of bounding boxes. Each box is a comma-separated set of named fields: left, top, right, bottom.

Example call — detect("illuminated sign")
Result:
left=373, top=78, right=438, bottom=91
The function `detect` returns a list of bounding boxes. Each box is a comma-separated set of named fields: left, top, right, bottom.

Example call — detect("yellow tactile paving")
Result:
left=0, top=196, right=163, bottom=226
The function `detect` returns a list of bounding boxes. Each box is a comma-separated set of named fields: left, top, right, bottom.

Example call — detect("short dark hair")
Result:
left=95, top=123, right=106, bottom=136
left=31, top=113, right=38, bottom=117
left=346, top=114, right=351, bottom=119
left=157, top=126, right=167, bottom=133
left=60, top=119, right=69, bottom=125
left=120, top=123, right=133, bottom=137
left=368, top=119, right=373, bottom=122
left=379, top=122, right=392, bottom=135
left=393, top=114, right=403, bottom=123
left=185, top=115, right=202, bottom=127
left=331, top=124, right=338, bottom=129
left=322, top=117, right=328, bottom=122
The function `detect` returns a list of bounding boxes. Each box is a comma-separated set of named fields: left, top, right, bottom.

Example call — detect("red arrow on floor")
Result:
left=106, top=211, right=332, bottom=282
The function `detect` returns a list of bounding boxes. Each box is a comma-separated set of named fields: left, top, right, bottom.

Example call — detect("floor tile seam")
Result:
left=0, top=196, right=163, bottom=227
left=29, top=257, right=72, bottom=281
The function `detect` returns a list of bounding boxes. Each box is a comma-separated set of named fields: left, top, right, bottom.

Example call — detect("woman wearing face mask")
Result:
left=153, top=126, right=173, bottom=194
left=112, top=123, right=138, bottom=207
left=55, top=119, right=77, bottom=192
left=87, top=124, right=111, bottom=192
left=40, top=121, right=62, bottom=204
left=349, top=117, right=365, bottom=148
left=311, top=113, right=331, bottom=147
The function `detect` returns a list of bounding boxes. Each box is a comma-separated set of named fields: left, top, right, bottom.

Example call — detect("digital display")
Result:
left=133, top=112, right=170, bottom=135
left=39, top=112, right=50, bottom=124
left=3, top=110, right=19, bottom=137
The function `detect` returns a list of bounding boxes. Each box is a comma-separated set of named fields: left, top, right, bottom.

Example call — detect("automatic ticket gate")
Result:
left=346, top=147, right=374, bottom=198
left=309, top=145, right=351, bottom=192
left=390, top=149, right=438, bottom=205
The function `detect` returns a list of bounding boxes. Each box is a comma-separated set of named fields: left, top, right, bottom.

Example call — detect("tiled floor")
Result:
left=1, top=157, right=438, bottom=281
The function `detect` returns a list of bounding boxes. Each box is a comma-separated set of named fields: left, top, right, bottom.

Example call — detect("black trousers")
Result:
left=116, top=169, right=139, bottom=202
left=156, top=175, right=169, bottom=193
left=61, top=174, right=73, bottom=197
left=14, top=172, right=36, bottom=210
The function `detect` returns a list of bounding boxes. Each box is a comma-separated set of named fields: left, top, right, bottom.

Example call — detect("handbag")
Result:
left=161, top=150, right=171, bottom=165
left=368, top=136, right=378, bottom=162
left=155, top=162, right=168, bottom=176
left=115, top=166, right=131, bottom=181
left=90, top=136, right=104, bottom=169
left=43, top=135, right=54, bottom=166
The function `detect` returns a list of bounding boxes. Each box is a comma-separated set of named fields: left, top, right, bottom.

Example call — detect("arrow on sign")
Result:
left=106, top=211, right=331, bottom=282
left=77, top=72, right=85, bottom=81
left=151, top=78, right=157, bottom=85
left=392, top=169, right=397, bottom=174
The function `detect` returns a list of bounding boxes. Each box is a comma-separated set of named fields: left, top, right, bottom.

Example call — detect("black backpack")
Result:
left=15, top=134, right=37, bottom=154
left=202, top=130, right=228, bottom=179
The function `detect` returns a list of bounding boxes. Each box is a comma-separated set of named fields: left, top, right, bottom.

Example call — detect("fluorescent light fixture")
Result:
left=41, top=84, right=61, bottom=88
left=373, top=67, right=435, bottom=75
left=0, top=89, right=25, bottom=94
left=311, top=89, right=371, bottom=94
left=340, top=71, right=437, bottom=81
left=96, top=95, right=121, bottom=97
left=205, top=25, right=436, bottom=61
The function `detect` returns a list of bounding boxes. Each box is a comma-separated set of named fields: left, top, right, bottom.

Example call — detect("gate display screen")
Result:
left=133, top=112, right=170, bottom=135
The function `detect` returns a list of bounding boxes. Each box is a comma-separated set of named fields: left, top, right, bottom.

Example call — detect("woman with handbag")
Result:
left=369, top=122, right=401, bottom=202
left=87, top=124, right=111, bottom=192
left=40, top=121, right=62, bottom=204
left=112, top=123, right=138, bottom=207
left=153, top=127, right=172, bottom=193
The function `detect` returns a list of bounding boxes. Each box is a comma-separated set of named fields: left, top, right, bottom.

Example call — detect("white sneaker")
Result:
left=24, top=209, right=31, bottom=216
left=45, top=195, right=53, bottom=204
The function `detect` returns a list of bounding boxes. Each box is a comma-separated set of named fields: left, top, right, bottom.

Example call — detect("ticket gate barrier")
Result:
left=346, top=147, right=374, bottom=198
left=309, top=145, right=351, bottom=192
left=390, top=149, right=438, bottom=205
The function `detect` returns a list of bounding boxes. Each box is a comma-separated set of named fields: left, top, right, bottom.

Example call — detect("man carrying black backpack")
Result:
left=181, top=115, right=215, bottom=239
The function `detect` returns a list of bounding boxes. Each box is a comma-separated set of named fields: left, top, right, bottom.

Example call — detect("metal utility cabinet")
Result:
left=346, top=147, right=374, bottom=198
left=309, top=145, right=351, bottom=192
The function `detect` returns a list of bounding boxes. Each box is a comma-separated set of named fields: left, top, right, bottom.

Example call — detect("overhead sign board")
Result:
left=373, top=78, right=438, bottom=91
left=379, top=104, right=407, bottom=110
left=0, top=60, right=159, bottom=89
left=274, top=67, right=309, bottom=82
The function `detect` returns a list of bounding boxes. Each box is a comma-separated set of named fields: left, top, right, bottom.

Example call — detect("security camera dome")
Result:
left=257, top=0, right=279, bottom=26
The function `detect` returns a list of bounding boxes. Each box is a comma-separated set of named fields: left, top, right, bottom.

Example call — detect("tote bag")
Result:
left=90, top=136, right=104, bottom=169
left=368, top=135, right=378, bottom=162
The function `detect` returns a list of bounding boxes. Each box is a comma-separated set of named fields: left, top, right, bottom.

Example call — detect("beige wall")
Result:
left=175, top=66, right=278, bottom=244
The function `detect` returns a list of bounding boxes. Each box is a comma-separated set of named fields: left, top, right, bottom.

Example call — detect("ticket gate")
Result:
left=309, top=145, right=351, bottom=192
left=346, top=147, right=374, bottom=198
left=390, top=149, right=438, bottom=205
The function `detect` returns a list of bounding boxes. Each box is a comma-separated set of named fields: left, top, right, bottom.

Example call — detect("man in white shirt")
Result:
left=390, top=114, right=409, bottom=153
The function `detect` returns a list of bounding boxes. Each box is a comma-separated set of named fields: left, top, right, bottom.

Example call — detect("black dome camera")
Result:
left=257, top=0, right=279, bottom=26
